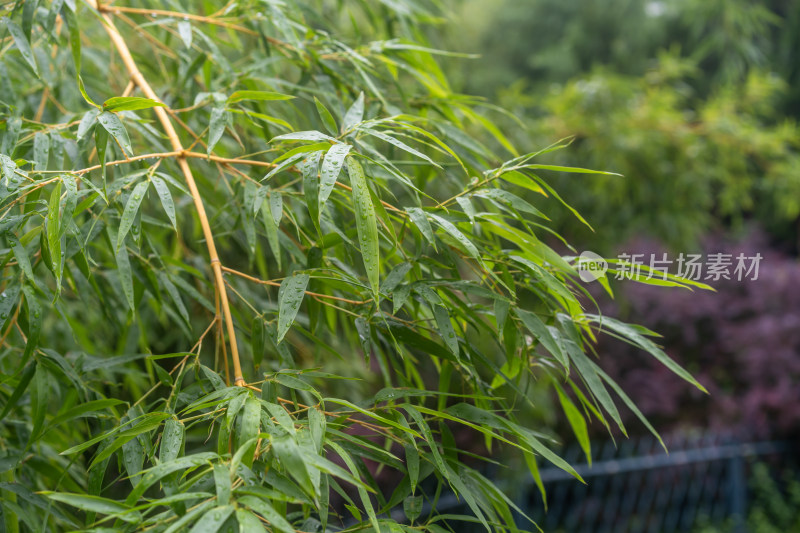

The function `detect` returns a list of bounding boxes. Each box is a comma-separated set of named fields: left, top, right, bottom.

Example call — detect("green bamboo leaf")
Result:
left=585, top=314, right=708, bottom=392
left=328, top=440, right=380, bottom=532
left=473, top=188, right=547, bottom=219
left=90, top=415, right=165, bottom=471
left=347, top=157, right=380, bottom=298
left=228, top=90, right=295, bottom=103
left=402, top=405, right=448, bottom=482
left=404, top=495, right=423, bottom=523
left=0, top=363, right=36, bottom=421
left=60, top=175, right=78, bottom=238
left=97, top=112, right=133, bottom=157
left=189, top=505, right=234, bottom=533
left=125, top=453, right=219, bottom=505
left=520, top=163, right=621, bottom=176
left=159, top=418, right=184, bottom=463
left=318, top=143, right=351, bottom=211
left=1, top=18, right=39, bottom=76
left=524, top=450, right=547, bottom=510
left=271, top=435, right=316, bottom=498
left=8, top=233, right=33, bottom=280
left=60, top=413, right=171, bottom=456
left=29, top=364, right=49, bottom=442
left=115, top=236, right=135, bottom=310
left=404, top=443, right=419, bottom=493
left=213, top=463, right=231, bottom=505
left=260, top=199, right=281, bottom=269
left=117, top=181, right=149, bottom=251
left=516, top=310, right=568, bottom=371
left=102, top=97, right=165, bottom=113
left=33, top=132, right=50, bottom=171
left=19, top=284, right=41, bottom=365
left=207, top=106, right=228, bottom=154
left=342, top=92, right=365, bottom=132
left=46, top=182, right=62, bottom=290
left=308, top=407, right=325, bottom=453
left=47, top=399, right=124, bottom=430
left=364, top=129, right=440, bottom=167
left=151, top=176, right=177, bottom=231
left=595, top=366, right=665, bottom=451
left=428, top=213, right=479, bottom=259
left=164, top=501, right=214, bottom=533
left=42, top=493, right=139, bottom=523
left=95, top=121, right=109, bottom=179
left=271, top=130, right=334, bottom=143
left=269, top=190, right=283, bottom=225
left=432, top=305, right=459, bottom=356
left=276, top=273, right=309, bottom=343
left=556, top=387, right=591, bottom=465
left=300, top=151, right=322, bottom=226
left=251, top=317, right=265, bottom=370
left=62, top=2, right=81, bottom=72
left=314, top=97, right=338, bottom=135
left=0, top=284, right=20, bottom=327
left=273, top=373, right=321, bottom=400
left=562, top=339, right=625, bottom=434
left=235, top=509, right=266, bottom=533
left=158, top=272, right=190, bottom=326
left=78, top=75, right=99, bottom=108
left=239, top=496, right=294, bottom=533
left=237, top=396, right=261, bottom=468
left=177, top=20, right=192, bottom=49
left=406, top=208, right=437, bottom=250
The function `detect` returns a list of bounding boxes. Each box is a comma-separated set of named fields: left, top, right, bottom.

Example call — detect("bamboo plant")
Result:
left=0, top=1, right=708, bottom=532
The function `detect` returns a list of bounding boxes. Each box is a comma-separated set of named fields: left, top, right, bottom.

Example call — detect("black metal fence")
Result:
left=435, top=433, right=795, bottom=532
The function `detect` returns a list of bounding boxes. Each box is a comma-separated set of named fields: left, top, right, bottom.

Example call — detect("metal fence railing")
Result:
left=433, top=432, right=794, bottom=532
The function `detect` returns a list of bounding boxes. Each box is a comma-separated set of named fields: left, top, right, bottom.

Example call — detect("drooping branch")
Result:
left=86, top=0, right=245, bottom=386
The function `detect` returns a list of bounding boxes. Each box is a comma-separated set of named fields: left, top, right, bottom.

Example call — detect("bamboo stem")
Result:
left=88, top=0, right=245, bottom=386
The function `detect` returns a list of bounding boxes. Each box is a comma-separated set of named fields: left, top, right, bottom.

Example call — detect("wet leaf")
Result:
left=277, top=273, right=309, bottom=343
left=347, top=157, right=379, bottom=298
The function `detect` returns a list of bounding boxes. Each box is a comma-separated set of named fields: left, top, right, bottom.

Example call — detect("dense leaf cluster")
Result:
left=0, top=1, right=705, bottom=532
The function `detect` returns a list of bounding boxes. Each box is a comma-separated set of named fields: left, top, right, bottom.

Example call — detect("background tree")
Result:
left=452, top=0, right=800, bottom=252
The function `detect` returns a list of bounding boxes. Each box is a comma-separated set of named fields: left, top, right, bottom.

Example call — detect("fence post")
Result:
left=729, top=452, right=747, bottom=533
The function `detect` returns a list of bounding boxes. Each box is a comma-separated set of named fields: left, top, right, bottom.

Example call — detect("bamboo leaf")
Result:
left=97, top=112, right=133, bottom=157
left=342, top=92, right=365, bottom=131
left=347, top=157, right=380, bottom=298
left=102, top=97, right=165, bottom=113
left=151, top=176, right=177, bottom=231
left=228, top=90, right=295, bottom=103
left=314, top=97, right=339, bottom=135
left=117, top=181, right=149, bottom=251
left=207, top=106, right=228, bottom=154
left=42, top=493, right=139, bottom=523
left=318, top=143, right=351, bottom=211
left=1, top=18, right=39, bottom=76
left=189, top=505, right=234, bottom=532
left=177, top=20, right=192, bottom=49
left=239, top=496, right=294, bottom=533
left=277, top=273, right=309, bottom=343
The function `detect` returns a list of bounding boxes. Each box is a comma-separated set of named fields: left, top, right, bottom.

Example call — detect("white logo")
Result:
left=577, top=251, right=608, bottom=282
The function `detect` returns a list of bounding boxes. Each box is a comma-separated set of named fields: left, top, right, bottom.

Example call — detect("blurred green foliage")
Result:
left=448, top=0, right=800, bottom=251
left=693, top=463, right=800, bottom=533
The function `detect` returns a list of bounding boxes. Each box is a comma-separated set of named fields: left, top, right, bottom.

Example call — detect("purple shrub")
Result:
left=592, top=230, right=800, bottom=438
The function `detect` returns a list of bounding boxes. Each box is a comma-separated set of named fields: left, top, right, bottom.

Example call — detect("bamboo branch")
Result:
left=87, top=0, right=246, bottom=386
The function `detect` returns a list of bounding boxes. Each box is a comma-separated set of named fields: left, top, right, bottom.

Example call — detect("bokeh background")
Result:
left=428, top=0, right=800, bottom=530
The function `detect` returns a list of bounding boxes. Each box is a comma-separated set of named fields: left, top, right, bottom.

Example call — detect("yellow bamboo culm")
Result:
left=87, top=0, right=245, bottom=386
